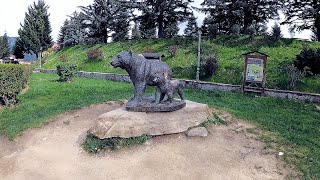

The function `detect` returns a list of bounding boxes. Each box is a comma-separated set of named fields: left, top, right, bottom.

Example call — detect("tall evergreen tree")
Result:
left=58, top=19, right=69, bottom=45
left=13, top=38, right=25, bottom=59
left=202, top=16, right=218, bottom=39
left=139, top=12, right=157, bottom=39
left=80, top=0, right=132, bottom=43
left=134, top=0, right=193, bottom=38
left=271, top=22, right=282, bottom=40
left=282, top=0, right=320, bottom=41
left=199, top=0, right=279, bottom=35
left=58, top=12, right=86, bottom=47
left=0, top=33, right=10, bottom=58
left=18, top=0, right=52, bottom=58
left=184, top=14, right=198, bottom=37
left=164, top=21, right=180, bottom=38
left=131, top=22, right=141, bottom=40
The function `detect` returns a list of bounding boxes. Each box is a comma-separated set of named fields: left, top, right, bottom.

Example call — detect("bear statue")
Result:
left=110, top=50, right=172, bottom=106
left=151, top=72, right=185, bottom=103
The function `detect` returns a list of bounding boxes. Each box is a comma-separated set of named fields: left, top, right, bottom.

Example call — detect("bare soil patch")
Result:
left=0, top=101, right=291, bottom=180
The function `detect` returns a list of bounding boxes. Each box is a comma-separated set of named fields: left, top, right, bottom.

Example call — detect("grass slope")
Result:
left=43, top=36, right=320, bottom=93
left=0, top=73, right=319, bottom=178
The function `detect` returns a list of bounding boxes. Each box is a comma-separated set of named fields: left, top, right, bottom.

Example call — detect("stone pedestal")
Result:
left=89, top=100, right=211, bottom=139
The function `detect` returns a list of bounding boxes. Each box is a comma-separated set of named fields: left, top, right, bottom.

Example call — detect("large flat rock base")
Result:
left=89, top=100, right=211, bottom=139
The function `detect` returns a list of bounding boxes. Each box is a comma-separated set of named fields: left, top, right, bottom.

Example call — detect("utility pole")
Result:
left=39, top=47, right=42, bottom=69
left=196, top=28, right=202, bottom=81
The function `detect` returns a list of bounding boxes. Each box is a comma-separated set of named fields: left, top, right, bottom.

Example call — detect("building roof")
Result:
left=242, top=51, right=269, bottom=57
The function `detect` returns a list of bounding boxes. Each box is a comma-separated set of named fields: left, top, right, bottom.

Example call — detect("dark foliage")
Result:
left=294, top=48, right=320, bottom=75
left=204, top=57, right=218, bottom=77
left=87, top=48, right=104, bottom=61
left=56, top=64, right=78, bottom=82
left=0, top=64, right=32, bottom=105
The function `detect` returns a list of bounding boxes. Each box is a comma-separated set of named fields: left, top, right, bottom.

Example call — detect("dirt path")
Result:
left=0, top=101, right=290, bottom=180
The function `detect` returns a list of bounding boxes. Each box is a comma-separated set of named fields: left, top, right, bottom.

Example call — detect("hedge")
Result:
left=0, top=64, right=32, bottom=105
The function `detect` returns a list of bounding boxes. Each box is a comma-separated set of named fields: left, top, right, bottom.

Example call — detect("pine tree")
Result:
left=18, top=0, right=53, bottom=58
left=283, top=0, right=320, bottom=41
left=202, top=16, right=218, bottom=39
left=112, top=11, right=130, bottom=42
left=199, top=0, right=279, bottom=35
left=184, top=14, right=198, bottom=37
left=58, top=19, right=69, bottom=45
left=58, top=12, right=87, bottom=48
left=131, top=22, right=141, bottom=40
left=13, top=38, right=25, bottom=59
left=0, top=33, right=10, bottom=58
left=271, top=22, right=282, bottom=40
left=164, top=21, right=180, bottom=38
left=139, top=12, right=157, bottom=39
left=135, top=0, right=193, bottom=38
left=80, top=0, right=132, bottom=43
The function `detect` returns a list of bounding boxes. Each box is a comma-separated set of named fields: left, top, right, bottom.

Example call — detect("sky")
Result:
left=0, top=0, right=312, bottom=41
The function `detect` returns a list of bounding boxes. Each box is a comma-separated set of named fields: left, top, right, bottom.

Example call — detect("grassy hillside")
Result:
left=43, top=36, right=320, bottom=93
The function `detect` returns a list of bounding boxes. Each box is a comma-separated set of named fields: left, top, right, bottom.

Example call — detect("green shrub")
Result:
left=204, top=57, right=218, bottom=77
left=294, top=48, right=320, bottom=74
left=87, top=48, right=104, bottom=61
left=56, top=64, right=78, bottom=82
left=0, top=64, right=32, bottom=105
left=83, top=134, right=151, bottom=153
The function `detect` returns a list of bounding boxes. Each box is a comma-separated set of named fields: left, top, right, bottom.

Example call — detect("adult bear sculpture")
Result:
left=110, top=50, right=172, bottom=107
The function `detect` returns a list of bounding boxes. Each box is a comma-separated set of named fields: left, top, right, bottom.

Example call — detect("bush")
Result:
left=87, top=48, right=104, bottom=61
left=0, top=64, right=32, bottom=105
left=57, top=64, right=78, bottom=82
left=204, top=57, right=218, bottom=77
left=294, top=48, right=320, bottom=74
left=286, top=64, right=307, bottom=90
left=168, top=45, right=178, bottom=57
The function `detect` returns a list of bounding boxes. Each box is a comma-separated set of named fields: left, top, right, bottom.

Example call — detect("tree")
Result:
left=13, top=38, right=24, bottom=59
left=0, top=33, right=10, bottom=58
left=199, top=0, right=279, bottom=35
left=271, top=22, right=282, bottom=40
left=18, top=0, right=53, bottom=58
left=80, top=0, right=132, bottom=43
left=202, top=15, right=218, bottom=39
left=139, top=12, right=157, bottom=39
left=58, top=12, right=86, bottom=47
left=112, top=11, right=130, bottom=42
left=164, top=21, right=180, bottom=38
left=184, top=14, right=198, bottom=37
left=135, top=0, right=193, bottom=38
left=282, top=0, right=320, bottom=41
left=131, top=21, right=141, bottom=40
left=58, top=19, right=69, bottom=45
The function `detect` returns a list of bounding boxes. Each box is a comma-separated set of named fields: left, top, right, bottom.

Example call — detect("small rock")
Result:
left=316, top=105, right=320, bottom=111
left=187, top=127, right=208, bottom=137
left=278, top=152, right=284, bottom=156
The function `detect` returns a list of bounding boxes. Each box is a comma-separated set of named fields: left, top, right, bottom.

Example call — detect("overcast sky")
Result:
left=0, top=0, right=311, bottom=41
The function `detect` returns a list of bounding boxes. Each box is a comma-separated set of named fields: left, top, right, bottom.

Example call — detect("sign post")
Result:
left=196, top=28, right=202, bottom=81
left=242, top=51, right=268, bottom=94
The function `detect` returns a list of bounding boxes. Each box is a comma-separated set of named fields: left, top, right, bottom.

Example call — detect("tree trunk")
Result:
left=315, top=17, right=320, bottom=42
left=158, top=13, right=164, bottom=38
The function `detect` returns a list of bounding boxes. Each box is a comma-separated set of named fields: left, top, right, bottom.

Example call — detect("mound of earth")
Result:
left=0, top=101, right=292, bottom=179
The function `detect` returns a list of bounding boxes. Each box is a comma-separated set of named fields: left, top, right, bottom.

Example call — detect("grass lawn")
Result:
left=0, top=73, right=319, bottom=179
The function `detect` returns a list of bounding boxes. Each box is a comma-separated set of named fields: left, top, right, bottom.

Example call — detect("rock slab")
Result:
left=187, top=127, right=208, bottom=137
left=89, top=100, right=211, bottom=139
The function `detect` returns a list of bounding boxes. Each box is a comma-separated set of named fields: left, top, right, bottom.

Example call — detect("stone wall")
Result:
left=35, top=68, right=320, bottom=103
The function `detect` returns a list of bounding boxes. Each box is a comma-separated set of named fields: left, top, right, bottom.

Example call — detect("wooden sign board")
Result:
left=242, top=51, right=268, bottom=93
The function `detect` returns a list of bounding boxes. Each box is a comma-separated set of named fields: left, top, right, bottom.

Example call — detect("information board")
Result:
left=245, top=58, right=264, bottom=82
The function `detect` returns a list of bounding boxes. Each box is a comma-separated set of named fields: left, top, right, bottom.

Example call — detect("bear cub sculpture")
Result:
left=151, top=72, right=185, bottom=103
